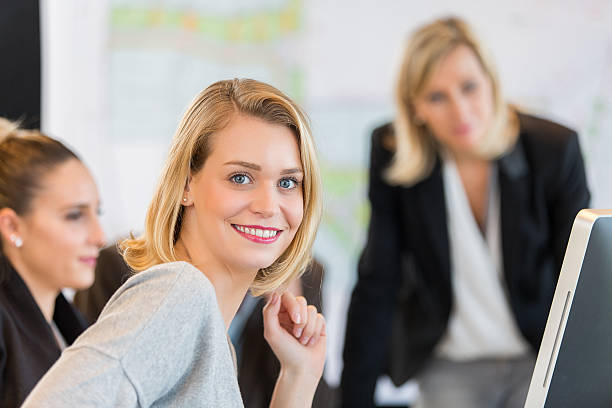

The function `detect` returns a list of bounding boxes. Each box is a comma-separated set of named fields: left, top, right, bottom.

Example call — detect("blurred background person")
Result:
left=0, top=118, right=105, bottom=407
left=341, top=17, right=590, bottom=408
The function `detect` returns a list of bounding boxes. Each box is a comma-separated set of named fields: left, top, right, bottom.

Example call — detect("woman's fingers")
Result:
left=294, top=296, right=308, bottom=338
left=280, top=291, right=308, bottom=338
left=262, top=292, right=281, bottom=341
left=308, top=313, right=325, bottom=346
left=298, top=305, right=319, bottom=345
left=263, top=290, right=327, bottom=380
left=273, top=290, right=325, bottom=347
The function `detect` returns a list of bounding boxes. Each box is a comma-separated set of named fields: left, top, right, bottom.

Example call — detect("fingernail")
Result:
left=294, top=327, right=303, bottom=338
left=292, top=312, right=301, bottom=324
left=272, top=293, right=279, bottom=304
left=301, top=336, right=310, bottom=345
left=308, top=337, right=316, bottom=346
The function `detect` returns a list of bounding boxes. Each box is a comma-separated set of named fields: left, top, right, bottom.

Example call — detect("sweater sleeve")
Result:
left=22, top=262, right=216, bottom=407
left=21, top=347, right=138, bottom=407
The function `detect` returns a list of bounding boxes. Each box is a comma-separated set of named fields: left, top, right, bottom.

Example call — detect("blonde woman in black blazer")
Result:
left=341, top=18, right=590, bottom=408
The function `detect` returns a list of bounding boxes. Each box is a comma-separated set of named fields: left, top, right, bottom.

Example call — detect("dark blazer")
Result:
left=0, top=256, right=88, bottom=407
left=73, top=244, right=132, bottom=323
left=340, top=112, right=590, bottom=407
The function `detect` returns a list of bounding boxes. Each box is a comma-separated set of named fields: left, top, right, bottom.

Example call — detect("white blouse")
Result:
left=434, top=155, right=529, bottom=361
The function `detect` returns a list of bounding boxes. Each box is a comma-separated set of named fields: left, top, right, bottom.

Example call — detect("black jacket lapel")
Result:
left=498, top=137, right=529, bottom=294
left=413, top=159, right=451, bottom=296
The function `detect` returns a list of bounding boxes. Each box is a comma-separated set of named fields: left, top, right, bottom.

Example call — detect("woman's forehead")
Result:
left=29, top=160, right=98, bottom=210
left=206, top=115, right=302, bottom=168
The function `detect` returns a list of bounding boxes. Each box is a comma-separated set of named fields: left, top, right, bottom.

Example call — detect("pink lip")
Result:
left=232, top=224, right=282, bottom=244
left=454, top=123, right=472, bottom=136
left=78, top=257, right=98, bottom=267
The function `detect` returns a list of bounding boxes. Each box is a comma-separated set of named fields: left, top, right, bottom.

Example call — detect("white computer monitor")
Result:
left=524, top=209, right=612, bottom=407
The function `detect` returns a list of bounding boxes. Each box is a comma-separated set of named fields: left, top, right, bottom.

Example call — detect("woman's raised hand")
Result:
left=262, top=290, right=326, bottom=382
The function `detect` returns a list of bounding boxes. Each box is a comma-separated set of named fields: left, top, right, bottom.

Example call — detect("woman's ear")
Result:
left=182, top=176, right=193, bottom=206
left=0, top=208, right=23, bottom=248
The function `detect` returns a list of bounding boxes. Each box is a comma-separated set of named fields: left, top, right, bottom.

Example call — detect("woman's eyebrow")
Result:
left=280, top=168, right=303, bottom=175
left=224, top=161, right=303, bottom=175
left=223, top=160, right=261, bottom=170
left=59, top=203, right=90, bottom=211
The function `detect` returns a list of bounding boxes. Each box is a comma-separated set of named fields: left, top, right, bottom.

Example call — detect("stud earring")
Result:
left=183, top=197, right=187, bottom=202
left=10, top=234, right=23, bottom=248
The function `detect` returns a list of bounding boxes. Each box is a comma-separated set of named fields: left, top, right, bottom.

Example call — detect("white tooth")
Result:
left=237, top=226, right=244, bottom=232
left=263, top=230, right=270, bottom=238
left=256, top=229, right=264, bottom=237
left=248, top=228, right=255, bottom=235
left=270, top=230, right=277, bottom=237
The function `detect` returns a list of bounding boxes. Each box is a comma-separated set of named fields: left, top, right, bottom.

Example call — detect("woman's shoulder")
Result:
left=119, top=261, right=215, bottom=301
left=371, top=122, right=395, bottom=153
left=103, top=261, right=218, bottom=325
left=513, top=111, right=585, bottom=180
left=517, top=112, right=579, bottom=148
left=74, top=261, right=220, bottom=357
left=368, top=121, right=397, bottom=177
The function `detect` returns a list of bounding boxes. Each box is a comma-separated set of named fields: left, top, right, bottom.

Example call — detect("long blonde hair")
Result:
left=387, top=17, right=518, bottom=186
left=121, top=79, right=322, bottom=296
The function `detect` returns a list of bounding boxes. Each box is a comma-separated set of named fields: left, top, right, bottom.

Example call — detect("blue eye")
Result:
left=230, top=174, right=251, bottom=185
left=279, top=178, right=299, bottom=189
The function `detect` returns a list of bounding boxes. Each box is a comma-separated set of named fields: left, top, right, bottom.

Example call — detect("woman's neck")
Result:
left=6, top=253, right=58, bottom=322
left=174, top=237, right=256, bottom=330
left=444, top=146, right=488, bottom=167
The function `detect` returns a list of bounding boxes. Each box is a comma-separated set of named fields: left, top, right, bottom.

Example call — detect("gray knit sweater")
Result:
left=22, top=261, right=244, bottom=407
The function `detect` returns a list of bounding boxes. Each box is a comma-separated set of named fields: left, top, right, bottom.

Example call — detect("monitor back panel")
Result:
left=527, top=212, right=612, bottom=407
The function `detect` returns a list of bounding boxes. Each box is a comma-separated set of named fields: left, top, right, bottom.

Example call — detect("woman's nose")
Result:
left=89, top=216, right=106, bottom=249
left=450, top=94, right=470, bottom=121
left=250, top=186, right=278, bottom=218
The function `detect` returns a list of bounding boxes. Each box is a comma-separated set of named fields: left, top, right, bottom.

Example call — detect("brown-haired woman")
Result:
left=342, top=17, right=590, bottom=408
left=0, top=118, right=105, bottom=407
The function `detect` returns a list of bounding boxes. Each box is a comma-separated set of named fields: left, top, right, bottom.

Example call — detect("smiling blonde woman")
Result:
left=23, top=79, right=326, bottom=408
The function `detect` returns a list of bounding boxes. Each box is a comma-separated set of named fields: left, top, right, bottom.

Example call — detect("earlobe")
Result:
left=0, top=208, right=22, bottom=247
left=10, top=235, right=22, bottom=248
left=181, top=196, right=192, bottom=206
left=182, top=176, right=193, bottom=206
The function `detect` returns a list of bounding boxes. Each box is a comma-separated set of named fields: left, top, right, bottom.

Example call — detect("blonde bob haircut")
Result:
left=121, top=79, right=322, bottom=296
left=388, top=16, right=518, bottom=186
